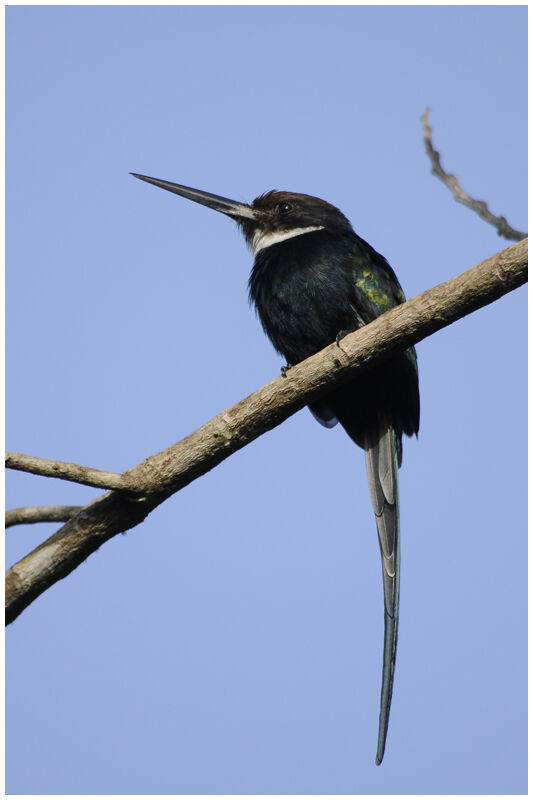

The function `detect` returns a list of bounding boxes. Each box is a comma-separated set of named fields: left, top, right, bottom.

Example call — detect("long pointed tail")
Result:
left=365, top=420, right=401, bottom=765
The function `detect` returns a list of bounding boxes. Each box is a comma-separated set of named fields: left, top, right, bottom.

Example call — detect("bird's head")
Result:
left=131, top=174, right=353, bottom=255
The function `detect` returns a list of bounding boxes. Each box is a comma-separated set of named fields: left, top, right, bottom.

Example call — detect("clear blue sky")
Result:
left=6, top=5, right=527, bottom=795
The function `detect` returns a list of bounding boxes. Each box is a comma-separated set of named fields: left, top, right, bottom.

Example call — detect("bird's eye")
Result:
left=278, top=202, right=293, bottom=214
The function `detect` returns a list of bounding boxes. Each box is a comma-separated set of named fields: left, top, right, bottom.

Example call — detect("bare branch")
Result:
left=5, top=238, right=527, bottom=624
left=6, top=506, right=83, bottom=529
left=421, top=108, right=526, bottom=242
left=5, top=452, right=129, bottom=492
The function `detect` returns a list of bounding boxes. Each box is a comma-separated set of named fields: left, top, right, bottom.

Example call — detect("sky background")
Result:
left=6, top=5, right=527, bottom=795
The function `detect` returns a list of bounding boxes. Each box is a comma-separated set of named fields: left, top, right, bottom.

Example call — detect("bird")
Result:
left=131, top=172, right=420, bottom=765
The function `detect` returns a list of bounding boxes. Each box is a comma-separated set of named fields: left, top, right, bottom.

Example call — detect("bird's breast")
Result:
left=248, top=234, right=358, bottom=365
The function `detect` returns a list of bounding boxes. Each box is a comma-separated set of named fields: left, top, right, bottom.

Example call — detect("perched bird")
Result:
left=132, top=173, right=420, bottom=764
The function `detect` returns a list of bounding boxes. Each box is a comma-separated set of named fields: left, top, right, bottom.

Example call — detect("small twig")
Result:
left=6, top=505, right=83, bottom=529
left=5, top=452, right=130, bottom=492
left=421, top=108, right=526, bottom=242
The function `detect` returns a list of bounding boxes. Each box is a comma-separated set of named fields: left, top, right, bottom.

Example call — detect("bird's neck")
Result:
left=250, top=225, right=325, bottom=256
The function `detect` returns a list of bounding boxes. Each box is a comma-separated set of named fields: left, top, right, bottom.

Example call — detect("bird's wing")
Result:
left=365, top=420, right=400, bottom=765
left=347, top=234, right=408, bottom=324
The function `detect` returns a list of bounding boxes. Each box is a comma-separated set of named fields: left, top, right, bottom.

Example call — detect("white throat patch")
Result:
left=251, top=225, right=325, bottom=255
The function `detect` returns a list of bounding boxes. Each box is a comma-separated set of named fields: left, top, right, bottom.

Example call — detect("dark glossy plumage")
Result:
left=132, top=174, right=420, bottom=765
left=244, top=193, right=419, bottom=764
left=248, top=225, right=419, bottom=450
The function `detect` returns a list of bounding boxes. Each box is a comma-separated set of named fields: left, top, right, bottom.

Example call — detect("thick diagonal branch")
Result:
left=422, top=108, right=527, bottom=242
left=5, top=238, right=527, bottom=624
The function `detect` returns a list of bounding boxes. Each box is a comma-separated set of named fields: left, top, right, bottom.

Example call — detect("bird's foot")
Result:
left=281, top=363, right=293, bottom=378
left=336, top=329, right=351, bottom=346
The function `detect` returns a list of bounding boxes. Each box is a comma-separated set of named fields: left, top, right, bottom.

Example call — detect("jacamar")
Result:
left=132, top=173, right=420, bottom=765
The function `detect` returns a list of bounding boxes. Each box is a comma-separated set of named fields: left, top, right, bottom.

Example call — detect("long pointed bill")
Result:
left=131, top=173, right=257, bottom=221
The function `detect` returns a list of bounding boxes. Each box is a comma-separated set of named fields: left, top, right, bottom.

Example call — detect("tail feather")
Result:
left=365, top=420, right=400, bottom=766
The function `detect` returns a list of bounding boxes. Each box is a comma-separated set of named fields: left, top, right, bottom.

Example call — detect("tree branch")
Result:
left=421, top=108, right=527, bottom=242
left=6, top=238, right=527, bottom=624
left=6, top=506, right=83, bottom=529
left=5, top=452, right=129, bottom=492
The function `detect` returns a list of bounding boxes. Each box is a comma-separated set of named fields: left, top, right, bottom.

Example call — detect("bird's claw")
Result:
left=281, top=364, right=293, bottom=377
left=336, top=329, right=351, bottom=346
